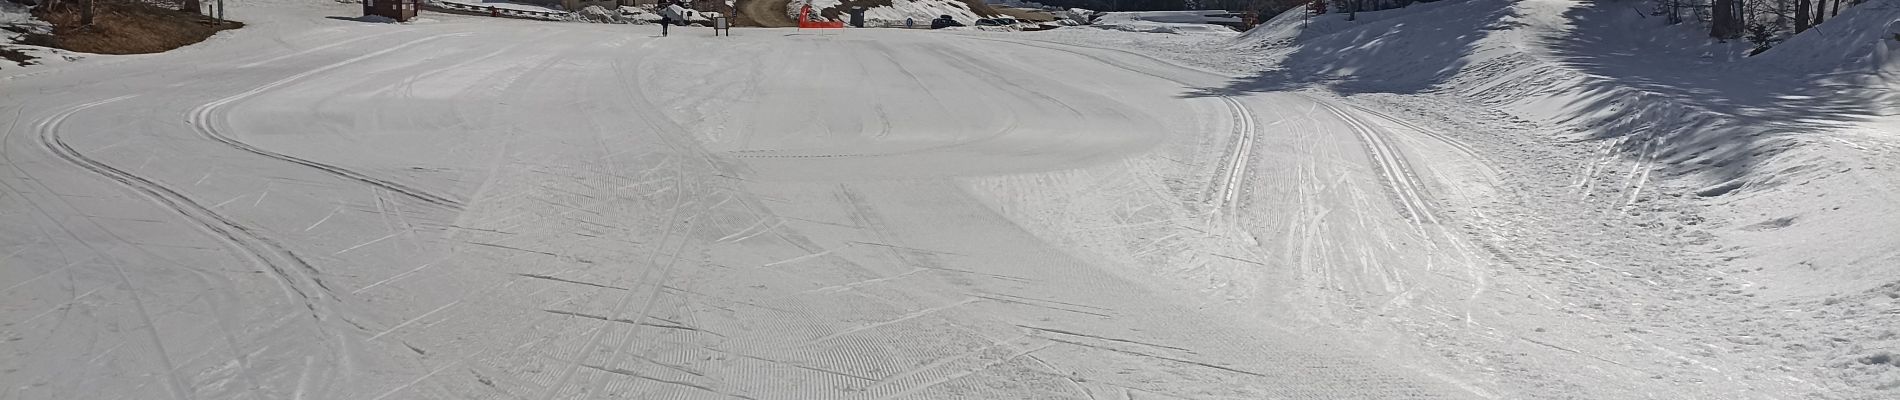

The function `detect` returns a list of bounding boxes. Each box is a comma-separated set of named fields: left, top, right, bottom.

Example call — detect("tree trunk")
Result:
left=80, top=0, right=93, bottom=25
left=1795, top=0, right=1811, bottom=32
left=1712, top=0, right=1735, bottom=39
left=1812, top=0, right=1825, bottom=25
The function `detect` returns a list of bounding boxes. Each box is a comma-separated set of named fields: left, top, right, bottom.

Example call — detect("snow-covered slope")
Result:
left=972, top=0, right=1900, bottom=398
left=1226, top=0, right=1900, bottom=397
left=5, top=2, right=1505, bottom=399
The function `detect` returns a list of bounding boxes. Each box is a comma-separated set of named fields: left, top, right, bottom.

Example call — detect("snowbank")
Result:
left=790, top=0, right=996, bottom=26
left=862, top=0, right=985, bottom=26
left=1058, top=7, right=1094, bottom=25
left=2, top=1, right=50, bottom=37
left=1092, top=10, right=1239, bottom=34
left=1215, top=0, right=1900, bottom=397
left=430, top=0, right=565, bottom=13
left=2, top=2, right=78, bottom=72
left=619, top=5, right=662, bottom=23
left=1752, top=1, right=1900, bottom=75
left=574, top=5, right=621, bottom=22
left=1098, top=10, right=1239, bottom=25
left=1884, top=19, right=1900, bottom=77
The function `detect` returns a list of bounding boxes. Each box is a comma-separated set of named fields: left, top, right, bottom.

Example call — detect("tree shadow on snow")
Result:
left=1536, top=3, right=1890, bottom=185
left=1183, top=0, right=1518, bottom=98
left=1183, top=0, right=1892, bottom=187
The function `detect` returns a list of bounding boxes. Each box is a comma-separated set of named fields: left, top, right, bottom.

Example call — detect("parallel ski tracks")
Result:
left=186, top=33, right=468, bottom=210
left=37, top=96, right=336, bottom=304
left=1313, top=98, right=1441, bottom=225
left=33, top=97, right=353, bottom=397
left=1210, top=96, right=1259, bottom=217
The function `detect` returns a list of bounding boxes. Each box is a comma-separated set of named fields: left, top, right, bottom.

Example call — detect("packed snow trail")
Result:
left=1, top=6, right=1506, bottom=400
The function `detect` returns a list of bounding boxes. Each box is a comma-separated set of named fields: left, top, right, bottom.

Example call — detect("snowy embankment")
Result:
left=977, top=0, right=1900, bottom=398
left=2, top=3, right=85, bottom=73
left=1091, top=10, right=1239, bottom=33
left=429, top=0, right=562, bottom=13
left=0, top=0, right=41, bottom=32
left=789, top=0, right=995, bottom=26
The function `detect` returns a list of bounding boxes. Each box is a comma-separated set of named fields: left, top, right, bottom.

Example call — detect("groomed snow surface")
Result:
left=3, top=0, right=1899, bottom=399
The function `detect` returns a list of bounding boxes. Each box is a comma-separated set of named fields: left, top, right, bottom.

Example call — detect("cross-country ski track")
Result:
left=2, top=10, right=1522, bottom=400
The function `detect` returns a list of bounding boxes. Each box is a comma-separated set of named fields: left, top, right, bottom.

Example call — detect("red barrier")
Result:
left=796, top=4, right=845, bottom=29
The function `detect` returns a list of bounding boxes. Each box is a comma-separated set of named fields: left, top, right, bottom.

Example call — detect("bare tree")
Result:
left=1794, top=0, right=1810, bottom=32
left=1712, top=0, right=1743, bottom=38
left=1811, top=0, right=1824, bottom=25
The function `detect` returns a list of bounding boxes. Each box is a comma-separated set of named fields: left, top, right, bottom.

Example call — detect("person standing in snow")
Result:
left=659, top=14, right=672, bottom=36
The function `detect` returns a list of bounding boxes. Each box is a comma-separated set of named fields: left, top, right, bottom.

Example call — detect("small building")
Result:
left=365, top=0, right=422, bottom=22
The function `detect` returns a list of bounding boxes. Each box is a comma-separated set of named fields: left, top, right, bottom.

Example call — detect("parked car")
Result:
left=930, top=15, right=963, bottom=29
left=973, top=18, right=1018, bottom=26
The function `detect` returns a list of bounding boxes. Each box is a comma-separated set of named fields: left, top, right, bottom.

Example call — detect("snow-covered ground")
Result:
left=973, top=0, right=1900, bottom=398
left=1087, top=10, right=1242, bottom=33
left=2, top=3, right=85, bottom=73
left=0, top=1, right=39, bottom=29
left=5, top=0, right=1898, bottom=399
left=1, top=2, right=1469, bottom=399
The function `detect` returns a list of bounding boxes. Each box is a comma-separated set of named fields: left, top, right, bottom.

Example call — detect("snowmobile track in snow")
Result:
left=187, top=33, right=468, bottom=210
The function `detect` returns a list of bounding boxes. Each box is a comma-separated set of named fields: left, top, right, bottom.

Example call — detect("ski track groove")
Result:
left=1312, top=98, right=1440, bottom=225
left=1210, top=96, right=1260, bottom=218
left=186, top=33, right=469, bottom=210
left=1342, top=102, right=1503, bottom=178
left=31, top=96, right=358, bottom=400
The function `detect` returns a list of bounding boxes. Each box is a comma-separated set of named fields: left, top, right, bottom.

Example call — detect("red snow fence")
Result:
left=798, top=20, right=845, bottom=29
left=796, top=3, right=845, bottom=29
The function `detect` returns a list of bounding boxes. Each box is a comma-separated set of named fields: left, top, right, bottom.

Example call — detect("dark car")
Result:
left=973, top=18, right=1018, bottom=26
left=930, top=15, right=963, bottom=29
